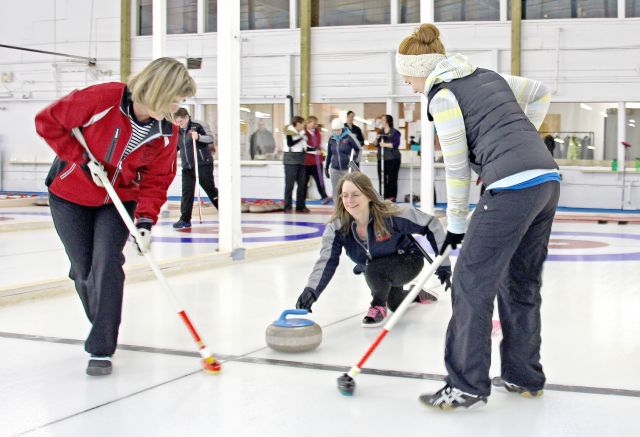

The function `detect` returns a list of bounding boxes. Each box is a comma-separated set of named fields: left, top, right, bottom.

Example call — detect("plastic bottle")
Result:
left=612, top=159, right=618, bottom=172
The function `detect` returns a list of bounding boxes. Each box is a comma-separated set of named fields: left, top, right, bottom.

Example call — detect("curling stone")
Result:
left=265, top=309, right=322, bottom=352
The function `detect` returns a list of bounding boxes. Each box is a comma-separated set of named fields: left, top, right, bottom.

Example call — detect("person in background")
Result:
left=250, top=119, right=276, bottom=160
left=344, top=110, right=365, bottom=147
left=325, top=118, right=361, bottom=200
left=283, top=116, right=309, bottom=213
left=35, top=57, right=196, bottom=376
left=376, top=114, right=402, bottom=201
left=398, top=23, right=558, bottom=409
left=304, top=116, right=330, bottom=205
left=172, top=108, right=218, bottom=229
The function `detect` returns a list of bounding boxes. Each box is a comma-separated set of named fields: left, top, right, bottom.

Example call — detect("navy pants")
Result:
left=445, top=181, right=560, bottom=396
left=49, top=192, right=135, bottom=356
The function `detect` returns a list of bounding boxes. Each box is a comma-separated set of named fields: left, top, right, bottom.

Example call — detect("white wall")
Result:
left=1, top=1, right=640, bottom=207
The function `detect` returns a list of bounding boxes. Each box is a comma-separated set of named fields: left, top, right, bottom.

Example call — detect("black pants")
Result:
left=180, top=164, right=218, bottom=222
left=49, top=192, right=136, bottom=356
left=305, top=164, right=328, bottom=200
left=377, top=158, right=401, bottom=200
left=364, top=253, right=424, bottom=311
left=284, top=163, right=307, bottom=210
left=445, top=182, right=560, bottom=396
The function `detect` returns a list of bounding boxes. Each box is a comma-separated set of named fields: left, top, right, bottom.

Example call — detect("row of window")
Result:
left=187, top=101, right=639, bottom=165
left=138, top=0, right=640, bottom=35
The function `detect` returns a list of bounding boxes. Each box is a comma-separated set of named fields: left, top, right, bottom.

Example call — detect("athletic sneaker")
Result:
left=87, top=355, right=112, bottom=376
left=419, top=384, right=488, bottom=410
left=172, top=219, right=191, bottom=229
left=496, top=378, right=544, bottom=398
left=414, top=289, right=438, bottom=304
left=362, top=305, right=387, bottom=327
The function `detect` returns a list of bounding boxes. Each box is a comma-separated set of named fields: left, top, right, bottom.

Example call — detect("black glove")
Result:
left=296, top=287, right=318, bottom=313
left=324, top=167, right=330, bottom=179
left=353, top=264, right=366, bottom=275
left=440, top=231, right=464, bottom=255
left=436, top=265, right=452, bottom=291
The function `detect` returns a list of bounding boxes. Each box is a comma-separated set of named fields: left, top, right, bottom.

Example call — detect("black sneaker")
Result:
left=492, top=377, right=543, bottom=398
left=419, top=384, right=488, bottom=410
left=361, top=305, right=387, bottom=328
left=87, top=355, right=112, bottom=376
left=172, top=219, right=191, bottom=229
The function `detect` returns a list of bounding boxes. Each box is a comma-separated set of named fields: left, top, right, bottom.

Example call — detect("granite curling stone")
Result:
left=266, top=309, right=322, bottom=352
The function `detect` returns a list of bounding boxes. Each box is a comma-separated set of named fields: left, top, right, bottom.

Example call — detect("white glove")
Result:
left=134, top=226, right=152, bottom=255
left=87, top=160, right=107, bottom=187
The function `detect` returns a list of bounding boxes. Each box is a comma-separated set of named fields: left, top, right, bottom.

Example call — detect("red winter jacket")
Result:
left=35, top=82, right=178, bottom=225
left=303, top=128, right=324, bottom=166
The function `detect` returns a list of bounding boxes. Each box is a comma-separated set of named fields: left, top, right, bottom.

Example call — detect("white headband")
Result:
left=395, top=53, right=446, bottom=77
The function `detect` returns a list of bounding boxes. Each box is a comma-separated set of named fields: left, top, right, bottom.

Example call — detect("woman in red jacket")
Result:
left=303, top=115, right=330, bottom=204
left=35, top=57, right=196, bottom=376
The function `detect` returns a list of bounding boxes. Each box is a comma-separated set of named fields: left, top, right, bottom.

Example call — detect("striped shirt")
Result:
left=123, top=108, right=154, bottom=160
left=427, top=55, right=551, bottom=233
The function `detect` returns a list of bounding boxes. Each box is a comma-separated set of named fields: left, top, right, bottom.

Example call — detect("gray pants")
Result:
left=445, top=181, right=560, bottom=396
left=329, top=168, right=348, bottom=200
left=49, top=192, right=135, bottom=356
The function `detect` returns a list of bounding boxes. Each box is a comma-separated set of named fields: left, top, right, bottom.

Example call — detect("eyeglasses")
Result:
left=341, top=192, right=362, bottom=200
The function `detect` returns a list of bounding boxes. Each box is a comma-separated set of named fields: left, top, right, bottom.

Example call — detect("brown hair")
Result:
left=292, top=116, right=305, bottom=126
left=397, top=23, right=445, bottom=56
left=331, top=172, right=400, bottom=239
left=173, top=107, right=189, bottom=118
left=128, top=57, right=196, bottom=122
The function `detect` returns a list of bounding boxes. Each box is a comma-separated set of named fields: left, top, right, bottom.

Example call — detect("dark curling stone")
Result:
left=265, top=309, right=322, bottom=353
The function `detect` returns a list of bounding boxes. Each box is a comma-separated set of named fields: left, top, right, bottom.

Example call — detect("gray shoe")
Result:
left=87, top=356, right=112, bottom=376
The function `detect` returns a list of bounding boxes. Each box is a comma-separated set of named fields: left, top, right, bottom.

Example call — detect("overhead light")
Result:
left=629, top=123, right=636, bottom=128
left=587, top=145, right=596, bottom=150
left=629, top=119, right=636, bottom=123
left=599, top=111, right=608, bottom=118
left=580, top=103, right=593, bottom=111
left=255, top=111, right=271, bottom=119
left=554, top=138, right=565, bottom=144
left=240, top=120, right=247, bottom=125
left=274, top=128, right=280, bottom=133
left=354, top=116, right=372, bottom=125
left=240, top=107, right=251, bottom=112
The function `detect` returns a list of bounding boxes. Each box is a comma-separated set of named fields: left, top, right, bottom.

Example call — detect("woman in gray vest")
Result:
left=396, top=23, right=560, bottom=410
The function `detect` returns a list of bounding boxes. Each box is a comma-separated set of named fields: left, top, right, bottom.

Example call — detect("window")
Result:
left=138, top=0, right=152, bottom=36
left=299, top=0, right=390, bottom=27
left=241, top=0, right=289, bottom=30
left=624, top=103, right=639, bottom=165
left=627, top=0, right=640, bottom=17
left=205, top=0, right=217, bottom=32
left=399, top=0, right=420, bottom=23
left=508, top=0, right=617, bottom=19
left=167, top=0, right=197, bottom=34
left=436, top=0, right=499, bottom=22
left=541, top=102, right=617, bottom=164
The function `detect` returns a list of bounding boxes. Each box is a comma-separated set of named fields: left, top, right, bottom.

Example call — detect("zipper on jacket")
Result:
left=351, top=224, right=372, bottom=261
left=59, top=163, right=76, bottom=180
left=182, top=130, right=191, bottom=169
left=104, top=128, right=120, bottom=163
left=102, top=130, right=162, bottom=204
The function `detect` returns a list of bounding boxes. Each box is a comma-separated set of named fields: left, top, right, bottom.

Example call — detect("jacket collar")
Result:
left=119, top=86, right=174, bottom=137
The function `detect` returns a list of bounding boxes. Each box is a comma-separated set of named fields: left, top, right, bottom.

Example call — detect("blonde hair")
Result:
left=398, top=23, right=445, bottom=56
left=331, top=172, right=400, bottom=239
left=306, top=115, right=318, bottom=123
left=128, top=57, right=197, bottom=121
